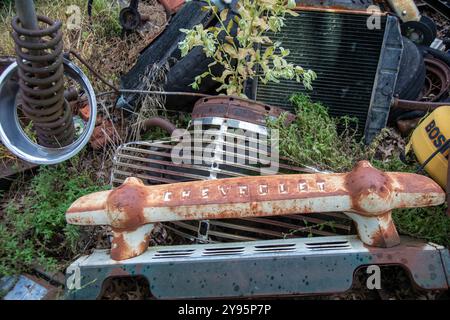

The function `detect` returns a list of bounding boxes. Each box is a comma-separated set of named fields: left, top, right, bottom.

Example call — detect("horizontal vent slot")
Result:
left=254, top=243, right=296, bottom=253
left=305, top=240, right=351, bottom=251
left=202, top=247, right=245, bottom=256
left=152, top=249, right=195, bottom=259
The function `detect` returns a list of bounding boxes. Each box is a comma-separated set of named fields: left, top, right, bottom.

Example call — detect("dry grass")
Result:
left=129, top=64, right=169, bottom=141
left=0, top=0, right=168, bottom=164
left=0, top=0, right=167, bottom=90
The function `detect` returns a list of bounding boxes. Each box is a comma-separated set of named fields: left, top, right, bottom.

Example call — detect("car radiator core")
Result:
left=251, top=9, right=403, bottom=143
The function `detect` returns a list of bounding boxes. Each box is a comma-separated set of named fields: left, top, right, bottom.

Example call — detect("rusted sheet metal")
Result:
left=386, top=0, right=421, bottom=22
left=158, top=0, right=185, bottom=14
left=298, top=0, right=374, bottom=10
left=67, top=161, right=445, bottom=260
left=111, top=224, right=154, bottom=261
left=295, top=0, right=386, bottom=15
left=192, top=96, right=296, bottom=126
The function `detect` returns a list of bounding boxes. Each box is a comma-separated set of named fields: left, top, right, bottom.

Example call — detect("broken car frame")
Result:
left=66, top=161, right=445, bottom=261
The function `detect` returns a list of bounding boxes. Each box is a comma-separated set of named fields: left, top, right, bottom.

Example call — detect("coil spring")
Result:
left=11, top=15, right=75, bottom=147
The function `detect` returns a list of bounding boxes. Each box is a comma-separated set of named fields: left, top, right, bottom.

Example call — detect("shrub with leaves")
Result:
left=178, top=0, right=316, bottom=97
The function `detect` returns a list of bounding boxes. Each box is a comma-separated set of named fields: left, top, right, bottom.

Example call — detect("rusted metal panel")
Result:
left=65, top=235, right=450, bottom=299
left=295, top=0, right=385, bottom=15
left=192, top=96, right=296, bottom=126
left=67, top=161, right=445, bottom=260
left=158, top=0, right=185, bottom=14
left=111, top=224, right=154, bottom=261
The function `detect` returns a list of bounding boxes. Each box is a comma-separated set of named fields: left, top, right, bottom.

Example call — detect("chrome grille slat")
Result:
left=111, top=116, right=354, bottom=243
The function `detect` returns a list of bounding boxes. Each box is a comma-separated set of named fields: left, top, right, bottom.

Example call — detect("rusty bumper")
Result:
left=66, top=161, right=445, bottom=260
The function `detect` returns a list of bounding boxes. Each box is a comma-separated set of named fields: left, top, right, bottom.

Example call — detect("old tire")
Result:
left=395, top=37, right=426, bottom=101
left=164, top=46, right=222, bottom=110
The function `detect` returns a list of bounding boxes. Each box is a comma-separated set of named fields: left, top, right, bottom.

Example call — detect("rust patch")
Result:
left=192, top=96, right=296, bottom=126
left=393, top=172, right=445, bottom=194
left=111, top=228, right=152, bottom=261
left=345, top=161, right=392, bottom=213
left=106, top=178, right=147, bottom=230
left=66, top=191, right=110, bottom=214
left=369, top=213, right=400, bottom=248
left=154, top=174, right=347, bottom=208
left=295, top=5, right=386, bottom=15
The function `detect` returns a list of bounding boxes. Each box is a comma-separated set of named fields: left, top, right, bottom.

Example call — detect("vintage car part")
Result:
left=118, top=0, right=214, bottom=110
left=407, top=106, right=450, bottom=188
left=400, top=17, right=436, bottom=46
left=387, top=0, right=437, bottom=45
left=0, top=59, right=97, bottom=165
left=421, top=56, right=450, bottom=102
left=66, top=161, right=445, bottom=260
left=387, top=0, right=421, bottom=22
left=65, top=235, right=450, bottom=299
left=394, top=37, right=426, bottom=102
left=0, top=1, right=97, bottom=164
left=390, top=51, right=450, bottom=130
left=12, top=0, right=76, bottom=148
left=119, top=0, right=142, bottom=32
left=249, top=1, right=403, bottom=144
left=112, top=97, right=353, bottom=244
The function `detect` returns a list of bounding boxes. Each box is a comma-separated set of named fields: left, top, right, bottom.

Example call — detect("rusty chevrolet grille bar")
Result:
left=67, top=161, right=445, bottom=260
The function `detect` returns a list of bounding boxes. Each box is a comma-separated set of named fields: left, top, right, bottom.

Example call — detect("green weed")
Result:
left=268, top=93, right=364, bottom=172
left=272, top=93, right=450, bottom=247
left=0, top=159, right=109, bottom=276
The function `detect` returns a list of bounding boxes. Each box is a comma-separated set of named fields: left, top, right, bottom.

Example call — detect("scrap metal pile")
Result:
left=0, top=0, right=450, bottom=299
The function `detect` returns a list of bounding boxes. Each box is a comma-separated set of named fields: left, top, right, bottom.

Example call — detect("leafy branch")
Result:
left=178, top=0, right=317, bottom=97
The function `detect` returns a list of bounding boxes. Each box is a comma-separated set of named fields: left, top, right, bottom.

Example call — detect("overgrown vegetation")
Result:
left=0, top=1, right=448, bottom=283
left=0, top=156, right=109, bottom=275
left=0, top=1, right=173, bottom=278
left=271, top=93, right=450, bottom=246
left=268, top=94, right=364, bottom=172
left=178, top=0, right=316, bottom=97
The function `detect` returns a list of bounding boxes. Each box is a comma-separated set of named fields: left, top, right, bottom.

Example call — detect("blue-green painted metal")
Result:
left=65, top=235, right=450, bottom=299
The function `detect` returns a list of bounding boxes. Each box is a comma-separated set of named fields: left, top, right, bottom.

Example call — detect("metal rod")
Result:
left=66, top=49, right=119, bottom=93
left=393, top=98, right=449, bottom=111
left=98, top=90, right=211, bottom=98
left=15, top=0, right=39, bottom=30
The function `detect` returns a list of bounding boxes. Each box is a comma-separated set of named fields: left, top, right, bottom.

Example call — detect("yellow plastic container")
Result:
left=408, top=106, right=450, bottom=188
